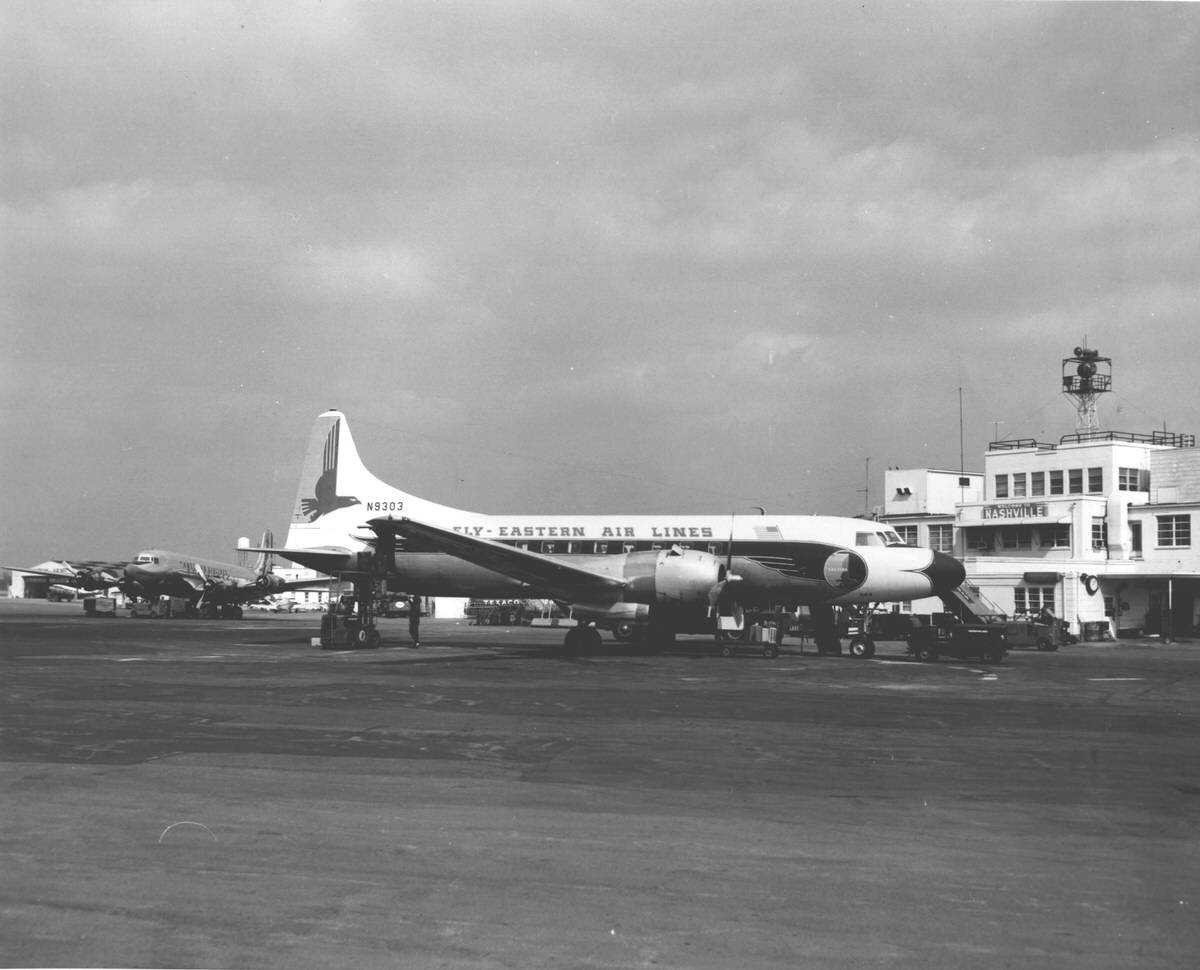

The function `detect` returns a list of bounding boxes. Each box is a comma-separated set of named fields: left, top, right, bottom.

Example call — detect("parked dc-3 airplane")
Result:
left=7, top=533, right=317, bottom=618
left=262, top=410, right=966, bottom=651
left=121, top=533, right=327, bottom=618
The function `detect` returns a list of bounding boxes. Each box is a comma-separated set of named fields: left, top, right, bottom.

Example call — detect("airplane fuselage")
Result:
left=279, top=410, right=967, bottom=643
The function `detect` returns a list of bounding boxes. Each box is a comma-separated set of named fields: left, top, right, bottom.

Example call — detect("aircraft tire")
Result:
left=848, top=636, right=870, bottom=659
left=612, top=622, right=636, bottom=641
left=582, top=626, right=603, bottom=651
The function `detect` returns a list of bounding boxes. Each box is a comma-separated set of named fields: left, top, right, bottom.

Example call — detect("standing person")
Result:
left=408, top=594, right=421, bottom=648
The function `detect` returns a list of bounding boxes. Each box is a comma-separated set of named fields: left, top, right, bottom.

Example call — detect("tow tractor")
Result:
left=996, top=616, right=1074, bottom=651
left=318, top=575, right=384, bottom=650
left=906, top=613, right=1008, bottom=664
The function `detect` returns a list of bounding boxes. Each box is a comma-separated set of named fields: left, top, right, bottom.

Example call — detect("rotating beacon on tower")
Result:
left=1062, top=345, right=1111, bottom=434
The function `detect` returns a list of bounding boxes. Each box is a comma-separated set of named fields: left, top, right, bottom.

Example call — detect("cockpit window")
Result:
left=856, top=531, right=909, bottom=547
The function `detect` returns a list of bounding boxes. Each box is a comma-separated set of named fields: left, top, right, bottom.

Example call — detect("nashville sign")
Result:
left=981, top=503, right=1050, bottom=519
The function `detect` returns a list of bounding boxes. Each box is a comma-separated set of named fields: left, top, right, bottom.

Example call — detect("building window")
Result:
left=994, top=474, right=1009, bottom=499
left=1130, top=521, right=1142, bottom=555
left=1091, top=516, right=1108, bottom=551
left=928, top=524, right=953, bottom=553
left=894, top=525, right=918, bottom=546
left=1118, top=467, right=1145, bottom=491
left=1088, top=467, right=1103, bottom=493
left=967, top=527, right=995, bottom=551
left=1068, top=468, right=1083, bottom=494
left=1157, top=515, right=1191, bottom=548
left=1050, top=470, right=1064, bottom=495
left=1012, top=473, right=1027, bottom=497
left=1047, top=524, right=1071, bottom=549
left=1001, top=527, right=1032, bottom=550
left=1031, top=471, right=1045, bottom=496
left=1014, top=586, right=1056, bottom=616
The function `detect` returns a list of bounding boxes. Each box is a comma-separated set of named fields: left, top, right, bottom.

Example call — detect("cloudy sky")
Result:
left=3, top=1, right=1199, bottom=567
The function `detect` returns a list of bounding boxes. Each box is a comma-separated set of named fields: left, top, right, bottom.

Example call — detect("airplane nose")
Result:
left=922, top=551, right=966, bottom=595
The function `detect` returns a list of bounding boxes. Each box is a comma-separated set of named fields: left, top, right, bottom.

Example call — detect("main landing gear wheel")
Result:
left=848, top=636, right=876, bottom=659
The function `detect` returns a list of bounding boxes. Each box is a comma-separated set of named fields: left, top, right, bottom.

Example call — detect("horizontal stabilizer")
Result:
left=245, top=545, right=362, bottom=575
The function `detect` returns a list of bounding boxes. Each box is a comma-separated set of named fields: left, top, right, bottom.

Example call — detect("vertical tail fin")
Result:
left=290, top=410, right=374, bottom=526
left=253, top=530, right=274, bottom=577
left=285, top=410, right=469, bottom=551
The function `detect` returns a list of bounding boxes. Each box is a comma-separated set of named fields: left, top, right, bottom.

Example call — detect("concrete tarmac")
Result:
left=2, top=599, right=1198, bottom=969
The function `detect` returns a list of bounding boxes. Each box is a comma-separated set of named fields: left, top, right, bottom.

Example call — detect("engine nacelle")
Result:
left=256, top=574, right=286, bottom=595
left=620, top=547, right=725, bottom=605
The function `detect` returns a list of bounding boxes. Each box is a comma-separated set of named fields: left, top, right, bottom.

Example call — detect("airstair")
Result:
left=941, top=580, right=1006, bottom=623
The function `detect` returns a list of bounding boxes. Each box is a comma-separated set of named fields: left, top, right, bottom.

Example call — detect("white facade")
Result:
left=882, top=433, right=1200, bottom=639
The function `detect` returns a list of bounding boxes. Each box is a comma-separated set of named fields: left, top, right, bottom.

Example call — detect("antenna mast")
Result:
left=1062, top=344, right=1112, bottom=434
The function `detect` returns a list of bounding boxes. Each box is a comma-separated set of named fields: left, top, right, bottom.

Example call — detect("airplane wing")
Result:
left=2, top=565, right=78, bottom=579
left=369, top=517, right=627, bottom=602
left=2, top=561, right=125, bottom=584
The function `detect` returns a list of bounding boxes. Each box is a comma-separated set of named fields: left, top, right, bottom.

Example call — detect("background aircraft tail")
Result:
left=252, top=530, right=274, bottom=577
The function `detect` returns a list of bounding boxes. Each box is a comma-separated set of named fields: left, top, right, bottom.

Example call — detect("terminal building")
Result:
left=882, top=347, right=1199, bottom=640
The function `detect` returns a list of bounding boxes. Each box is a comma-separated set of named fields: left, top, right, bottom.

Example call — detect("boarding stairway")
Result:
left=940, top=580, right=1006, bottom=624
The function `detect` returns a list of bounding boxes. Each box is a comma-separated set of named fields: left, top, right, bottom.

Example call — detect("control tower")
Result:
left=1061, top=345, right=1112, bottom=434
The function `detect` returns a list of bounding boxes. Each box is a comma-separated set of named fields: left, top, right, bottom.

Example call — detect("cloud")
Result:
left=295, top=242, right=436, bottom=299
